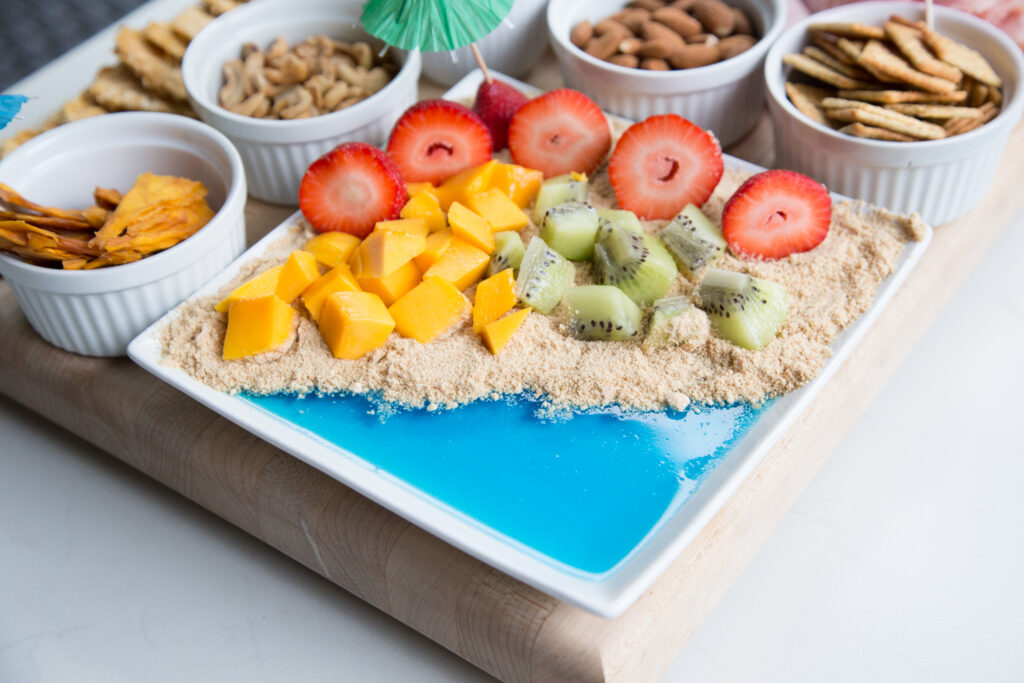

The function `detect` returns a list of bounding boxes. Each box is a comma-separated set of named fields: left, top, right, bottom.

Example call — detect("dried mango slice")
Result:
left=0, top=183, right=87, bottom=221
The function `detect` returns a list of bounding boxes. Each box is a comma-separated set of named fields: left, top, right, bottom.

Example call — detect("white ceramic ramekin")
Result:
left=417, top=0, right=549, bottom=86
left=182, top=0, right=421, bottom=205
left=547, top=0, right=786, bottom=147
left=766, top=2, right=1024, bottom=225
left=0, top=112, right=246, bottom=357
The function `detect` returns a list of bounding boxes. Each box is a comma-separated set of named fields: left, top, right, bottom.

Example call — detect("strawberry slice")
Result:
left=386, top=99, right=492, bottom=185
left=474, top=78, right=529, bottom=151
left=721, top=169, right=832, bottom=259
left=607, top=114, right=723, bottom=220
left=507, top=88, right=611, bottom=178
left=298, top=142, right=407, bottom=238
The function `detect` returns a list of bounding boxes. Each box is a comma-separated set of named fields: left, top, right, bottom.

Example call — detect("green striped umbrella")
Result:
left=360, top=0, right=514, bottom=52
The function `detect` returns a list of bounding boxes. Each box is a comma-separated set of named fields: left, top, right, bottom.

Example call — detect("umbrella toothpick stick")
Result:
left=470, top=43, right=492, bottom=84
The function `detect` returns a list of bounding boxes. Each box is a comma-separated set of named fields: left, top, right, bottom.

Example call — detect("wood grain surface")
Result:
left=3, top=64, right=1024, bottom=680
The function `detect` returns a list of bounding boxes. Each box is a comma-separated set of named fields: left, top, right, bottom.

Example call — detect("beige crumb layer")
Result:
left=159, top=163, right=925, bottom=412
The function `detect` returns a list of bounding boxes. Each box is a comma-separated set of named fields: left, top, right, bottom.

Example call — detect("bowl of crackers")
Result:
left=0, top=112, right=246, bottom=357
left=548, top=0, right=787, bottom=147
left=765, top=1, right=1024, bottom=225
left=181, top=0, right=422, bottom=205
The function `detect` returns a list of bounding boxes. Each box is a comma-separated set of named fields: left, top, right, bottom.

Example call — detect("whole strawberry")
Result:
left=474, top=78, right=529, bottom=151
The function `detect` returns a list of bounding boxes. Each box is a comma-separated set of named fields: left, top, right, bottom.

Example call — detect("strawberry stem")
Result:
left=470, top=43, right=492, bottom=84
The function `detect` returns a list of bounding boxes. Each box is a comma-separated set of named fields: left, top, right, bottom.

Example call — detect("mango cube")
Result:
left=277, top=250, right=321, bottom=303
left=406, top=182, right=438, bottom=200
left=400, top=192, right=446, bottom=233
left=352, top=229, right=425, bottom=278
left=375, top=218, right=429, bottom=238
left=318, top=291, right=395, bottom=359
left=303, top=232, right=360, bottom=268
left=357, top=259, right=422, bottom=306
left=481, top=308, right=530, bottom=354
left=301, top=263, right=361, bottom=322
left=472, top=268, right=517, bottom=334
left=490, top=163, right=543, bottom=209
left=388, top=277, right=471, bottom=344
left=222, top=295, right=295, bottom=360
left=423, top=238, right=489, bottom=290
left=414, top=228, right=455, bottom=271
left=447, top=201, right=494, bottom=254
left=437, top=160, right=498, bottom=210
left=467, top=188, right=530, bottom=233
left=215, top=265, right=283, bottom=313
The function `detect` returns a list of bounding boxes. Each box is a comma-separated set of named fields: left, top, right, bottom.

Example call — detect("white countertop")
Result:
left=3, top=212, right=1023, bottom=682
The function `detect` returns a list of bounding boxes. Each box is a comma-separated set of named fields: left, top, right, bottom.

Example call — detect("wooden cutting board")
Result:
left=3, top=61, right=1024, bottom=680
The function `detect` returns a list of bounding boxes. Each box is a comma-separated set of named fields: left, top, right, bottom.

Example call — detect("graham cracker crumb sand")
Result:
left=159, top=166, right=923, bottom=413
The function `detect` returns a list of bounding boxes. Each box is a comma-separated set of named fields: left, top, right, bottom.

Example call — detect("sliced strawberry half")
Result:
left=386, top=99, right=492, bottom=185
left=607, top=114, right=723, bottom=220
left=507, top=88, right=611, bottom=178
left=298, top=142, right=407, bottom=238
left=722, top=169, right=832, bottom=260
left=474, top=78, right=529, bottom=151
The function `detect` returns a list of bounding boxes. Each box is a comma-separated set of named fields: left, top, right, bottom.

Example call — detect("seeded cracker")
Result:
left=839, top=122, right=915, bottom=141
left=810, top=33, right=859, bottom=66
left=785, top=82, right=831, bottom=125
left=857, top=39, right=958, bottom=93
left=884, top=21, right=962, bottom=82
left=803, top=46, right=871, bottom=80
left=808, top=21, right=887, bottom=40
left=885, top=103, right=981, bottom=119
left=783, top=53, right=875, bottom=89
left=838, top=89, right=967, bottom=104
left=822, top=98, right=947, bottom=139
left=944, top=101, right=999, bottom=135
left=918, top=24, right=1002, bottom=87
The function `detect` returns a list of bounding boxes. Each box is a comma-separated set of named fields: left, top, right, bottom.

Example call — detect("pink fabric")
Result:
left=797, top=0, right=1024, bottom=47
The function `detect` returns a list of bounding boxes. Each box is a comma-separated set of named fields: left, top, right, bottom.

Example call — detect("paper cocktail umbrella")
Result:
left=0, top=95, right=29, bottom=131
left=360, top=0, right=514, bottom=52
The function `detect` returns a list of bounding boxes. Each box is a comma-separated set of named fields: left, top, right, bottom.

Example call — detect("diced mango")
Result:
left=352, top=229, right=426, bottom=278
left=437, top=160, right=498, bottom=210
left=400, top=192, right=446, bottom=233
left=222, top=295, right=295, bottom=360
left=303, top=232, right=360, bottom=268
left=472, top=268, right=517, bottom=334
left=423, top=238, right=490, bottom=290
left=318, top=291, right=395, bottom=359
left=481, top=308, right=530, bottom=354
left=447, top=202, right=494, bottom=254
left=215, top=265, right=283, bottom=314
left=301, top=263, right=361, bottom=322
left=357, top=259, right=422, bottom=306
left=375, top=218, right=429, bottom=238
left=388, top=276, right=471, bottom=344
left=277, top=250, right=321, bottom=303
left=406, top=182, right=438, bottom=200
left=490, top=163, right=544, bottom=209
left=414, top=228, right=455, bottom=271
left=467, top=188, right=530, bottom=233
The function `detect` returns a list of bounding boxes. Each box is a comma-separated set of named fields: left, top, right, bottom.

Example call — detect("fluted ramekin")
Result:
left=0, top=112, right=246, bottom=357
left=547, top=0, right=786, bottom=147
left=766, top=2, right=1024, bottom=225
left=182, top=0, right=421, bottom=205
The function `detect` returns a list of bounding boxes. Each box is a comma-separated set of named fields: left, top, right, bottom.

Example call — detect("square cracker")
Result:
left=839, top=122, right=915, bottom=142
left=822, top=99, right=947, bottom=139
left=918, top=25, right=1002, bottom=87
left=810, top=33, right=859, bottom=66
left=803, top=46, right=871, bottom=80
left=783, top=53, right=875, bottom=90
left=885, top=103, right=981, bottom=119
left=786, top=82, right=831, bottom=125
left=944, top=102, right=999, bottom=135
left=808, top=22, right=887, bottom=40
left=857, top=39, right=958, bottom=93
left=838, top=89, right=967, bottom=104
left=884, top=21, right=962, bottom=82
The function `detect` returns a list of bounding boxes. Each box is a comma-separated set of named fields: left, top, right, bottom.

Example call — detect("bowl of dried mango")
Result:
left=0, top=112, right=246, bottom=356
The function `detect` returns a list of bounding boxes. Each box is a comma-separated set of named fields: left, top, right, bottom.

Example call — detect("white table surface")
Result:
left=3, top=210, right=1023, bottom=682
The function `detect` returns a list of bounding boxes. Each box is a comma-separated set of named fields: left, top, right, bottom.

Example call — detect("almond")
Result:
left=732, top=7, right=754, bottom=35
left=686, top=32, right=719, bottom=45
left=669, top=43, right=721, bottom=69
left=691, top=0, right=735, bottom=38
left=571, top=20, right=593, bottom=48
left=618, top=37, right=645, bottom=55
left=651, top=7, right=702, bottom=37
left=611, top=8, right=651, bottom=34
left=670, top=0, right=698, bottom=10
left=629, top=0, right=667, bottom=10
left=638, top=38, right=678, bottom=59
left=609, top=53, right=641, bottom=68
left=594, top=18, right=633, bottom=41
left=641, top=57, right=671, bottom=70
left=718, top=33, right=757, bottom=59
left=584, top=32, right=621, bottom=60
left=641, top=20, right=685, bottom=47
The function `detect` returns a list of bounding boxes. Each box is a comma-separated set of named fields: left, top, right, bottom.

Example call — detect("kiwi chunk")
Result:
left=592, top=224, right=678, bottom=306
left=565, top=285, right=643, bottom=341
left=661, top=203, right=727, bottom=278
left=532, top=173, right=588, bottom=223
left=644, top=295, right=709, bottom=350
left=596, top=208, right=643, bottom=241
left=697, top=268, right=788, bottom=350
left=516, top=236, right=575, bottom=314
left=540, top=202, right=599, bottom=261
left=487, top=231, right=526, bottom=277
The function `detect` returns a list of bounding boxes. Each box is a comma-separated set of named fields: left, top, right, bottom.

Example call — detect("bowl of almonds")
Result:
left=766, top=2, right=1024, bottom=224
left=547, top=0, right=786, bottom=147
left=182, top=0, right=421, bottom=205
